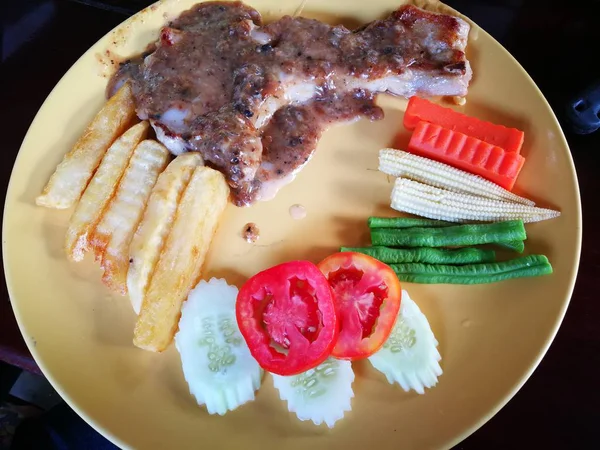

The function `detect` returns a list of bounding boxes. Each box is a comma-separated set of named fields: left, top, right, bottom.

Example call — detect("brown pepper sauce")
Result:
left=107, top=1, right=468, bottom=206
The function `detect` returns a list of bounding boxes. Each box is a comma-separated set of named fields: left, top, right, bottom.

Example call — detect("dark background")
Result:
left=1, top=0, right=599, bottom=448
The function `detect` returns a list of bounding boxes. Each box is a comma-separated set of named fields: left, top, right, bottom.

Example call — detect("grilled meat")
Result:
left=109, top=1, right=472, bottom=205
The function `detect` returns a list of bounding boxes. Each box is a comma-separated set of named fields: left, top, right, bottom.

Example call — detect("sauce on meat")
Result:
left=235, top=90, right=383, bottom=205
left=107, top=1, right=471, bottom=206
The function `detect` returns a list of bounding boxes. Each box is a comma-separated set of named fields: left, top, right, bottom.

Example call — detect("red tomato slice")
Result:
left=317, top=252, right=402, bottom=360
left=236, top=261, right=339, bottom=376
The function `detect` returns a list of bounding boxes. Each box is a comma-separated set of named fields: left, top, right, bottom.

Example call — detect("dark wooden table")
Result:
left=1, top=0, right=598, bottom=448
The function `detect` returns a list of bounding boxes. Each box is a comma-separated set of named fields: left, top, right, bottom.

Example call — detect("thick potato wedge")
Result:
left=36, top=83, right=137, bottom=209
left=127, top=153, right=203, bottom=314
left=64, top=121, right=149, bottom=262
left=133, top=166, right=230, bottom=352
left=91, top=140, right=170, bottom=294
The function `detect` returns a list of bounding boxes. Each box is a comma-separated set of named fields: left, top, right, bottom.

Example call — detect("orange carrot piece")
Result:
left=408, top=121, right=525, bottom=191
left=404, top=97, right=525, bottom=154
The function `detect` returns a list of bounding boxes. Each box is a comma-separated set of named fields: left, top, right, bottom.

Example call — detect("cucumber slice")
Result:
left=272, top=358, right=354, bottom=428
left=175, top=278, right=263, bottom=415
left=368, top=290, right=442, bottom=394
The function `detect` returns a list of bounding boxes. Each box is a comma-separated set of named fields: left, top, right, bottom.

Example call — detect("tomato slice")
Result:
left=317, top=252, right=402, bottom=360
left=236, top=261, right=339, bottom=376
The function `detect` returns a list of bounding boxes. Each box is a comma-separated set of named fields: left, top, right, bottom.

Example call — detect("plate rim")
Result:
left=2, top=1, right=583, bottom=448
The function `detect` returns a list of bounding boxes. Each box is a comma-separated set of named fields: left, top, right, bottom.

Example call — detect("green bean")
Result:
left=340, top=246, right=496, bottom=264
left=497, top=240, right=525, bottom=253
left=393, top=263, right=553, bottom=284
left=391, top=255, right=548, bottom=276
left=367, top=217, right=452, bottom=229
left=370, top=220, right=526, bottom=250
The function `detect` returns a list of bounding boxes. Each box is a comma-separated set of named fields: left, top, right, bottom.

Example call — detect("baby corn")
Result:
left=379, top=148, right=534, bottom=205
left=391, top=178, right=560, bottom=223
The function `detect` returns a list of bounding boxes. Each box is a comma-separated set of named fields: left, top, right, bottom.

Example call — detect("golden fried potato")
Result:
left=91, top=140, right=170, bottom=294
left=36, top=83, right=137, bottom=209
left=133, top=167, right=230, bottom=352
left=64, top=121, right=149, bottom=262
left=127, top=153, right=203, bottom=314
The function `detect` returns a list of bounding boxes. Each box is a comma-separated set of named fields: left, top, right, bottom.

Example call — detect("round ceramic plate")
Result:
left=3, top=0, right=581, bottom=448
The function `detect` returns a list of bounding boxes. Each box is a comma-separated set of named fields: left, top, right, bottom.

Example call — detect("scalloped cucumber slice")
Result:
left=368, top=290, right=442, bottom=394
left=272, top=358, right=354, bottom=428
left=175, top=278, right=263, bottom=415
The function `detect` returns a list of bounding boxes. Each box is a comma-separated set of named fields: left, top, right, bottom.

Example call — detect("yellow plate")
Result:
left=3, top=0, right=582, bottom=448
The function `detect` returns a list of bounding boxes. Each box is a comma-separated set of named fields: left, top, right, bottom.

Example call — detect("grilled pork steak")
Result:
left=109, top=1, right=472, bottom=206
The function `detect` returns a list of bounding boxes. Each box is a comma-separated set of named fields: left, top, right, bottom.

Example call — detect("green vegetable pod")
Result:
left=391, top=255, right=553, bottom=284
left=371, top=220, right=526, bottom=250
left=367, top=217, right=451, bottom=229
left=340, top=246, right=496, bottom=264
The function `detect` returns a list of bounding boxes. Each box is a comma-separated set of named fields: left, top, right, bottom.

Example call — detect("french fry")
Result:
left=133, top=167, right=230, bottom=352
left=91, top=140, right=170, bottom=294
left=36, top=83, right=137, bottom=209
left=127, top=153, right=203, bottom=314
left=64, top=121, right=149, bottom=262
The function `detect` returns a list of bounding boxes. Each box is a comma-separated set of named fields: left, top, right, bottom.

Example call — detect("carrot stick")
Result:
left=403, top=97, right=524, bottom=154
left=408, top=121, right=525, bottom=191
